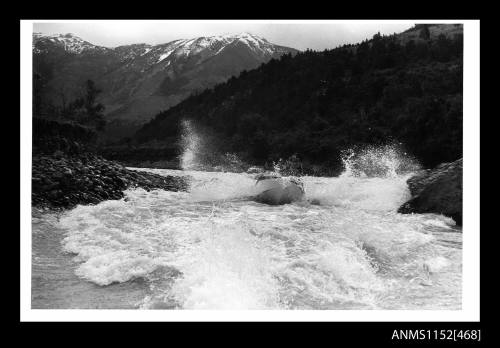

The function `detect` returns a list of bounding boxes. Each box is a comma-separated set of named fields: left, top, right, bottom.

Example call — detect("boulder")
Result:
left=398, top=158, right=462, bottom=225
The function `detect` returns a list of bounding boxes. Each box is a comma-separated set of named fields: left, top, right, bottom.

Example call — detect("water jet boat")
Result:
left=253, top=173, right=305, bottom=205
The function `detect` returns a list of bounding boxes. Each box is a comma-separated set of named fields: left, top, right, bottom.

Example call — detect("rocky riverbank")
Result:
left=32, top=152, right=189, bottom=210
left=398, top=158, right=462, bottom=225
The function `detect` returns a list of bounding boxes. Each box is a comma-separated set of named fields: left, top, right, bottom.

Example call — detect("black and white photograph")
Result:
left=20, top=19, right=479, bottom=321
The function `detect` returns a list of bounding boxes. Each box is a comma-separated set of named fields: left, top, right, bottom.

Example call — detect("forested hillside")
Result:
left=130, top=24, right=463, bottom=172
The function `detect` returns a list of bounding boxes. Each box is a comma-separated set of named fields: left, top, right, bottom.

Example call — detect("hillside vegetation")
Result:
left=132, top=24, right=463, bottom=173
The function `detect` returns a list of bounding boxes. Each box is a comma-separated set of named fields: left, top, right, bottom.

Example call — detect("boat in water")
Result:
left=253, top=173, right=305, bottom=205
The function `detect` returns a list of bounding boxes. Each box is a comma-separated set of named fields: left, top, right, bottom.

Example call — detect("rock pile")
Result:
left=32, top=152, right=188, bottom=210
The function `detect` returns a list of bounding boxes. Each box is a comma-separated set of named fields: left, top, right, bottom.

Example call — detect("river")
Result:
left=32, top=166, right=462, bottom=310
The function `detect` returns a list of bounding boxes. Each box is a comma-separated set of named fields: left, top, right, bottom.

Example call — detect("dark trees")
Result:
left=134, top=27, right=463, bottom=170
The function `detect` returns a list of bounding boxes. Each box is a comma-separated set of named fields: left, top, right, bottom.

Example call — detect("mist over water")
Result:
left=32, top=140, right=461, bottom=310
left=180, top=120, right=202, bottom=171
left=180, top=119, right=248, bottom=173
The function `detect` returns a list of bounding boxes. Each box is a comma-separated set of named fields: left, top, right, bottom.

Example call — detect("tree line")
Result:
left=33, top=75, right=106, bottom=131
left=134, top=26, right=463, bottom=171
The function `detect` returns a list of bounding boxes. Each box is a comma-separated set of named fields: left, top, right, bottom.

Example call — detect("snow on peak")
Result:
left=33, top=33, right=107, bottom=53
left=33, top=31, right=292, bottom=65
left=113, top=43, right=153, bottom=61
left=152, top=32, right=280, bottom=59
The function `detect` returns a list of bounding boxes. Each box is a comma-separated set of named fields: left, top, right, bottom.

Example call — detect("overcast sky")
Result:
left=33, top=21, right=415, bottom=51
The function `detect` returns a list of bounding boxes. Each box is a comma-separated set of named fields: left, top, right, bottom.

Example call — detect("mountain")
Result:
left=33, top=33, right=109, bottom=53
left=32, top=32, right=298, bottom=140
left=130, top=24, right=463, bottom=172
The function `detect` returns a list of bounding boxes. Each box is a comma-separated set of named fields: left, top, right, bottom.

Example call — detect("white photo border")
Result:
left=20, top=19, right=480, bottom=322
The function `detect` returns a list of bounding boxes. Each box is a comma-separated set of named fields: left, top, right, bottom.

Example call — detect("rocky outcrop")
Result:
left=32, top=152, right=188, bottom=210
left=398, top=158, right=462, bottom=225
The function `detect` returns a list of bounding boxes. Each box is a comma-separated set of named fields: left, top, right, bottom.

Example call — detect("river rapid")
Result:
left=32, top=164, right=462, bottom=310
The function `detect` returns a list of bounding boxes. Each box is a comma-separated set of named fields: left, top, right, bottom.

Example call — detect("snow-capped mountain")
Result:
left=33, top=32, right=109, bottom=54
left=33, top=32, right=298, bottom=139
left=33, top=32, right=290, bottom=59
left=148, top=33, right=290, bottom=60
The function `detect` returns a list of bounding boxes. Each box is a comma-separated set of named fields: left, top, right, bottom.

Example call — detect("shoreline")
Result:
left=32, top=152, right=189, bottom=211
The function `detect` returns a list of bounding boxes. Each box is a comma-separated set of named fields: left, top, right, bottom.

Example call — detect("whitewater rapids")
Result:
left=32, top=168, right=462, bottom=310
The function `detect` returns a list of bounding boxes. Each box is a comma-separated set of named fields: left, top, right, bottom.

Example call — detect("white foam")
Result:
left=54, top=163, right=461, bottom=309
left=168, top=219, right=280, bottom=309
left=423, top=256, right=451, bottom=273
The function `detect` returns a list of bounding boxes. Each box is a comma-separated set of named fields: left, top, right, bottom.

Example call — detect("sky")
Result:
left=33, top=20, right=415, bottom=51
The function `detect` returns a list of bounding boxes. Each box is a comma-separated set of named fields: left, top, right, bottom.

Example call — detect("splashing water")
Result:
left=341, top=144, right=421, bottom=178
left=32, top=147, right=461, bottom=310
left=273, top=155, right=303, bottom=177
left=180, top=120, right=202, bottom=171
left=180, top=119, right=246, bottom=172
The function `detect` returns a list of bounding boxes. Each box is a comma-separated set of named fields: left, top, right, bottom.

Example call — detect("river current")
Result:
left=32, top=166, right=462, bottom=310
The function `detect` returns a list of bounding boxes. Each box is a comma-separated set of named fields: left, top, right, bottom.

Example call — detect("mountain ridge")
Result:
left=33, top=32, right=299, bottom=140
